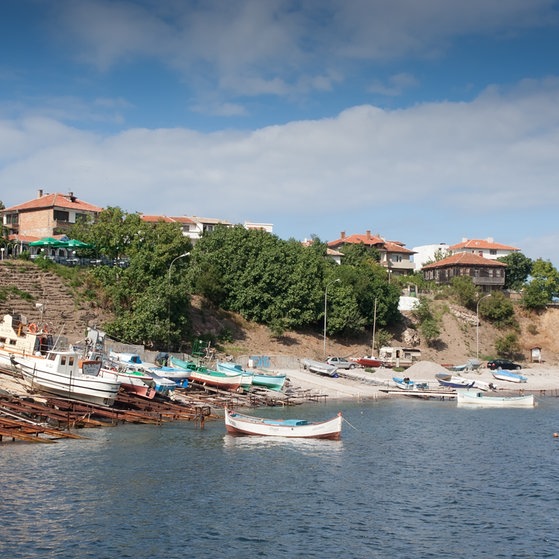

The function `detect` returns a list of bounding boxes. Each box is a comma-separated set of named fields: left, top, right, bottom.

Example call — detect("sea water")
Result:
left=1, top=397, right=559, bottom=559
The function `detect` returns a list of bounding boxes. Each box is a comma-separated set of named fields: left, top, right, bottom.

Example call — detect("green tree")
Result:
left=478, top=291, right=517, bottom=328
left=69, top=208, right=192, bottom=350
left=498, top=252, right=533, bottom=291
left=494, top=332, right=521, bottom=358
left=450, top=275, right=478, bottom=309
left=412, top=297, right=441, bottom=346
left=522, top=258, right=559, bottom=310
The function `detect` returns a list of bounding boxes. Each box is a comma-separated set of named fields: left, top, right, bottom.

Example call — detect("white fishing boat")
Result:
left=12, top=350, right=121, bottom=406
left=224, top=409, right=343, bottom=439
left=456, top=390, right=535, bottom=408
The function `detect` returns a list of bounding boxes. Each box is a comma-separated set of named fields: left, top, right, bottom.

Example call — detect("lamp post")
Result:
left=476, top=293, right=491, bottom=359
left=167, top=252, right=190, bottom=352
left=323, top=278, right=340, bottom=357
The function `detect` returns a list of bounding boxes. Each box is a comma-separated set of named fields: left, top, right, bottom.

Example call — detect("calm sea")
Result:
left=1, top=397, right=559, bottom=559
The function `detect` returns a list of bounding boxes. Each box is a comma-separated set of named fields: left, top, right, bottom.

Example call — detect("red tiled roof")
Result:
left=449, top=238, right=519, bottom=251
left=327, top=232, right=415, bottom=254
left=422, top=252, right=507, bottom=269
left=328, top=233, right=384, bottom=247
left=4, top=192, right=103, bottom=213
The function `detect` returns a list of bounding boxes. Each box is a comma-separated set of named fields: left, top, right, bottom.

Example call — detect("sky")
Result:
left=1, top=0, right=559, bottom=264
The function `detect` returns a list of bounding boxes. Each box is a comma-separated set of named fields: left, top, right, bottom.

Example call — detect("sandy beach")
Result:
left=281, top=360, right=559, bottom=401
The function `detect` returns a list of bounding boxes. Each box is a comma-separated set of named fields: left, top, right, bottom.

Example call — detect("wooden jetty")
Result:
left=379, top=388, right=457, bottom=400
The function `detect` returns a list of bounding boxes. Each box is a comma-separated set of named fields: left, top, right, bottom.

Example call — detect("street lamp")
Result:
left=476, top=293, right=491, bottom=359
left=167, top=252, right=190, bottom=351
left=323, top=278, right=340, bottom=357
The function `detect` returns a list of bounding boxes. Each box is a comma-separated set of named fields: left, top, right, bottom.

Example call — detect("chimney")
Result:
left=366, top=230, right=371, bottom=240
left=37, top=189, right=43, bottom=198
left=340, top=231, right=346, bottom=239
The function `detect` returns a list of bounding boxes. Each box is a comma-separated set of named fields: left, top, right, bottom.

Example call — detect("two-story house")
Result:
left=1, top=190, right=103, bottom=256
left=327, top=231, right=416, bottom=276
left=422, top=252, right=507, bottom=291
left=449, top=237, right=519, bottom=260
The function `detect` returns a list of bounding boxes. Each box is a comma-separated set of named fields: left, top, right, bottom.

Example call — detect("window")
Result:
left=54, top=210, right=70, bottom=222
left=490, top=249, right=497, bottom=255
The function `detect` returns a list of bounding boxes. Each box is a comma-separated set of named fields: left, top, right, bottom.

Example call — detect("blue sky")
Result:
left=2, top=0, right=559, bottom=264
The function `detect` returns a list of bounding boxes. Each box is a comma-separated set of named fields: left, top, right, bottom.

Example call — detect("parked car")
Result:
left=326, top=356, right=357, bottom=369
left=487, top=359, right=522, bottom=370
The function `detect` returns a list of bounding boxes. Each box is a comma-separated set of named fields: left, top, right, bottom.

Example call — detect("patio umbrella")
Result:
left=59, top=239, right=94, bottom=249
left=29, top=237, right=65, bottom=248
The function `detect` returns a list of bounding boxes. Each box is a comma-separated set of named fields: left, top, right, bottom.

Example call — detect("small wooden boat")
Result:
left=301, top=358, right=338, bottom=377
left=436, top=374, right=475, bottom=389
left=189, top=367, right=243, bottom=391
left=456, top=390, right=535, bottom=408
left=352, top=356, right=383, bottom=368
left=393, top=376, right=429, bottom=390
left=492, top=370, right=528, bottom=383
left=98, top=367, right=157, bottom=399
left=215, top=362, right=253, bottom=390
left=217, top=362, right=287, bottom=391
left=224, top=409, right=343, bottom=439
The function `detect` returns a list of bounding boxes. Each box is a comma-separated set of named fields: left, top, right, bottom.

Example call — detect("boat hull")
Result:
left=492, top=370, right=528, bottom=383
left=189, top=369, right=242, bottom=390
left=224, top=409, right=342, bottom=439
left=16, top=357, right=120, bottom=406
left=457, top=390, right=535, bottom=408
left=354, top=357, right=383, bottom=368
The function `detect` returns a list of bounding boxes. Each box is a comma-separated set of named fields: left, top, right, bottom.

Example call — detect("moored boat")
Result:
left=456, top=390, right=535, bottom=408
left=224, top=408, right=343, bottom=439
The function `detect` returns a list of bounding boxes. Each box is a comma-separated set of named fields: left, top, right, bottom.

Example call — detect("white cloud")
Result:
left=1, top=78, right=558, bottom=263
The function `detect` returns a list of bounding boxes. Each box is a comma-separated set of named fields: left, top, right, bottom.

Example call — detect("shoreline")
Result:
left=279, top=361, right=559, bottom=401
left=2, top=360, right=558, bottom=407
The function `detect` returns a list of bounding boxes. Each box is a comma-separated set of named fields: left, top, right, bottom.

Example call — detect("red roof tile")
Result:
left=449, top=238, right=519, bottom=251
left=4, top=192, right=102, bottom=213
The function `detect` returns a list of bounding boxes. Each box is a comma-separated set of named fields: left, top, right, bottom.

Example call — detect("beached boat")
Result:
left=12, top=350, right=121, bottom=406
left=448, top=359, right=482, bottom=372
left=98, top=367, right=157, bottom=399
left=301, top=358, right=338, bottom=377
left=0, top=313, right=57, bottom=371
left=250, top=369, right=286, bottom=391
left=217, top=361, right=286, bottom=391
left=215, top=362, right=253, bottom=390
left=188, top=367, right=243, bottom=391
left=436, top=374, right=475, bottom=389
left=224, top=408, right=343, bottom=439
left=352, top=356, right=383, bottom=368
left=492, top=370, right=528, bottom=383
left=456, top=390, right=535, bottom=408
left=393, top=376, right=429, bottom=390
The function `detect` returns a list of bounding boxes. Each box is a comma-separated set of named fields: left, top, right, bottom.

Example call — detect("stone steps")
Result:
left=0, top=261, right=105, bottom=342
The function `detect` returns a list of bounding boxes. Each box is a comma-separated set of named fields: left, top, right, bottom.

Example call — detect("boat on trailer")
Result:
left=224, top=409, right=343, bottom=439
